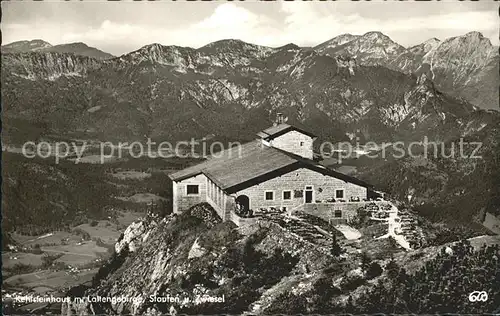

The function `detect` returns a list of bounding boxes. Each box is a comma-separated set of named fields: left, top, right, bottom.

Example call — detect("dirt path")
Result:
left=334, top=224, right=362, bottom=240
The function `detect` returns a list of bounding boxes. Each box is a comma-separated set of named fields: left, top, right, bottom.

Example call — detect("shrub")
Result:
left=330, top=234, right=343, bottom=257
left=340, top=274, right=366, bottom=292
left=385, top=259, right=399, bottom=279
left=264, top=291, right=308, bottom=314
left=6, top=263, right=37, bottom=275
left=42, top=253, right=63, bottom=268
left=31, top=244, right=43, bottom=255
left=360, top=251, right=372, bottom=272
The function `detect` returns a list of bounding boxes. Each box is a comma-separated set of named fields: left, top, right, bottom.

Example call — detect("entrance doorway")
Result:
left=235, top=195, right=250, bottom=213
left=304, top=186, right=314, bottom=203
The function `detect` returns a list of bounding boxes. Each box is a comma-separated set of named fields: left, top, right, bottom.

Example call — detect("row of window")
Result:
left=187, top=184, right=346, bottom=200
left=264, top=189, right=345, bottom=201
left=265, top=190, right=292, bottom=201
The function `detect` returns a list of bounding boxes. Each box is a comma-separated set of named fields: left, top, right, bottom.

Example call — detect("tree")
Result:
left=385, top=258, right=399, bottom=279
left=366, top=262, right=383, bottom=279
left=361, top=251, right=372, bottom=272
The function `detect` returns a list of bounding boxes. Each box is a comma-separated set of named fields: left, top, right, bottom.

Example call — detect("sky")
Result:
left=2, top=1, right=498, bottom=56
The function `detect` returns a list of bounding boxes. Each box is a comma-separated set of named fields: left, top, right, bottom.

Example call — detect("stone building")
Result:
left=169, top=122, right=373, bottom=225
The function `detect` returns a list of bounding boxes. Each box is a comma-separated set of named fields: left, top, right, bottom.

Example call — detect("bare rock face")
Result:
left=421, top=32, right=499, bottom=110
left=391, top=32, right=498, bottom=110
left=115, top=221, right=147, bottom=254
left=334, top=55, right=357, bottom=75
left=187, top=238, right=207, bottom=259
left=315, top=32, right=406, bottom=66
left=314, top=31, right=498, bottom=110
left=61, top=204, right=338, bottom=315
left=2, top=52, right=102, bottom=81
left=315, top=34, right=360, bottom=54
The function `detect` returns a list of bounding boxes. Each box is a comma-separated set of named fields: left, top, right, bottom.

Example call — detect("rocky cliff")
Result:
left=60, top=202, right=500, bottom=315
left=61, top=203, right=337, bottom=315
left=314, top=31, right=499, bottom=110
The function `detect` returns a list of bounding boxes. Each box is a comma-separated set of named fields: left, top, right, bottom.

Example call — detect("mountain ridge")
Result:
left=2, top=40, right=115, bottom=60
left=2, top=43, right=486, bottom=145
left=5, top=30, right=495, bottom=109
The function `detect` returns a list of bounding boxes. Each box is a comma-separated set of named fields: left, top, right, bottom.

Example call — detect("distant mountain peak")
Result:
left=423, top=37, right=440, bottom=45
left=2, top=39, right=114, bottom=60
left=277, top=43, right=301, bottom=51
left=464, top=31, right=484, bottom=38
left=362, top=31, right=385, bottom=37
left=360, top=31, right=399, bottom=44
left=139, top=43, right=167, bottom=52
left=447, top=31, right=493, bottom=47
left=199, top=39, right=273, bottom=54
left=202, top=38, right=249, bottom=47
left=2, top=39, right=52, bottom=52
left=63, top=42, right=90, bottom=47
left=44, top=42, right=115, bottom=60
left=314, top=34, right=359, bottom=51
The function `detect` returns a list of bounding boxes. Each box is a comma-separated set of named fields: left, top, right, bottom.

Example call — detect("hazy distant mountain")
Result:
left=2, top=36, right=492, bottom=147
left=1, top=39, right=53, bottom=53
left=43, top=42, right=115, bottom=60
left=415, top=32, right=498, bottom=111
left=314, top=31, right=499, bottom=110
left=2, top=40, right=114, bottom=60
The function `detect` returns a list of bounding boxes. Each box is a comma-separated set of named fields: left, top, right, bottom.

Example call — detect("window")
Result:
left=283, top=190, right=292, bottom=200
left=186, top=185, right=199, bottom=195
left=335, top=189, right=344, bottom=199
left=334, top=210, right=342, bottom=218
left=305, top=185, right=313, bottom=190
left=265, top=191, right=274, bottom=201
left=300, top=141, right=304, bottom=146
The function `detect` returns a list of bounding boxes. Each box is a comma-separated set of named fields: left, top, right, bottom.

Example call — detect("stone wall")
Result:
left=174, top=174, right=208, bottom=213
left=233, top=167, right=367, bottom=212
left=269, top=130, right=314, bottom=159
left=301, top=202, right=364, bottom=224
left=229, top=211, right=258, bottom=226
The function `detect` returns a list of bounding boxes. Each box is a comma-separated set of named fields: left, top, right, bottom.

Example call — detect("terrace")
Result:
left=299, top=199, right=394, bottom=225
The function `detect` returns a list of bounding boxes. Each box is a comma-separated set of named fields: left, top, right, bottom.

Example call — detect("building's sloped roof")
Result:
left=272, top=148, right=372, bottom=189
left=258, top=123, right=317, bottom=140
left=169, top=140, right=296, bottom=187
left=203, top=144, right=299, bottom=190
left=169, top=139, right=372, bottom=192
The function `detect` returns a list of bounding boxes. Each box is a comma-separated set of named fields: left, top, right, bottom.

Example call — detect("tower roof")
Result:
left=257, top=123, right=317, bottom=140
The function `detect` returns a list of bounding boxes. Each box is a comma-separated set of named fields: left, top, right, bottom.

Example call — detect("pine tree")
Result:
left=330, top=234, right=343, bottom=257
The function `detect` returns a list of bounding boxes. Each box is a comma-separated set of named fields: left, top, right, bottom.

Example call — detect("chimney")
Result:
left=276, top=112, right=284, bottom=124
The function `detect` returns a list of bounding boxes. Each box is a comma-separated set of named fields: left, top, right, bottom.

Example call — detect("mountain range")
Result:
left=1, top=31, right=498, bottom=146
left=2, top=31, right=499, bottom=316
